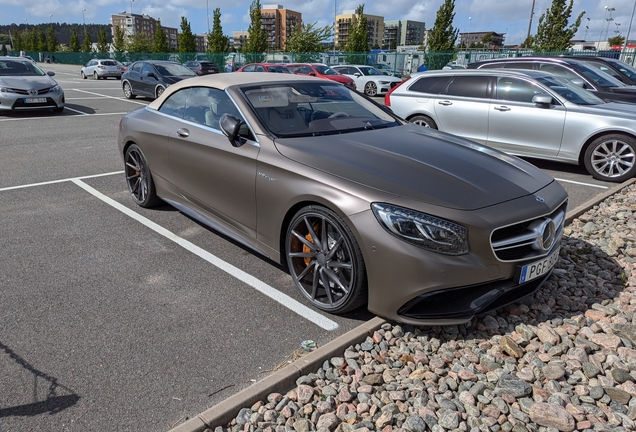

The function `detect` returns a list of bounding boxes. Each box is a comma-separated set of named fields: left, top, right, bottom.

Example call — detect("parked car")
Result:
left=81, top=59, right=123, bottom=80
left=467, top=56, right=636, bottom=104
left=0, top=56, right=65, bottom=114
left=371, top=63, right=403, bottom=78
left=285, top=63, right=356, bottom=89
left=235, top=63, right=292, bottom=73
left=564, top=55, right=636, bottom=85
left=442, top=62, right=467, bottom=70
left=386, top=68, right=636, bottom=182
left=117, top=72, right=567, bottom=325
left=183, top=60, right=219, bottom=75
left=121, top=60, right=196, bottom=99
left=332, top=64, right=402, bottom=96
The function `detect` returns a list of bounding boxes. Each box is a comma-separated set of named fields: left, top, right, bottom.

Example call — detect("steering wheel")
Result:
left=328, top=112, right=350, bottom=119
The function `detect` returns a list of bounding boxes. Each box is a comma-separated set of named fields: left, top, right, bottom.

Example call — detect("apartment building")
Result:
left=110, top=12, right=178, bottom=50
left=335, top=10, right=384, bottom=49
left=383, top=20, right=425, bottom=48
left=261, top=4, right=301, bottom=50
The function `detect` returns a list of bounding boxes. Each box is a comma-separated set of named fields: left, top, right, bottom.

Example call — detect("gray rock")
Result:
left=494, top=374, right=532, bottom=397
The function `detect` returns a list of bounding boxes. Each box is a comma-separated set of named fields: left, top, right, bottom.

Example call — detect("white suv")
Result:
left=81, top=59, right=123, bottom=80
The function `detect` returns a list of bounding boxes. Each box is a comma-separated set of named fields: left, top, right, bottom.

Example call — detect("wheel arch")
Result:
left=406, top=113, right=438, bottom=128
left=578, top=129, right=636, bottom=166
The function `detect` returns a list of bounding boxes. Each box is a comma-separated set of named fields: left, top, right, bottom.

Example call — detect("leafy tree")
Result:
left=481, top=32, right=494, bottom=48
left=427, top=0, right=458, bottom=69
left=35, top=27, right=46, bottom=51
left=97, top=27, right=110, bottom=53
left=607, top=35, right=625, bottom=47
left=1, top=43, right=7, bottom=56
left=46, top=26, right=59, bottom=51
left=69, top=28, right=80, bottom=52
left=178, top=16, right=196, bottom=53
left=127, top=32, right=152, bottom=52
left=12, top=29, right=23, bottom=51
left=112, top=25, right=127, bottom=52
left=207, top=8, right=230, bottom=53
left=285, top=22, right=332, bottom=62
left=153, top=19, right=170, bottom=53
left=532, top=0, right=584, bottom=51
left=520, top=35, right=534, bottom=48
left=81, top=30, right=92, bottom=52
left=243, top=0, right=267, bottom=63
left=344, top=4, right=369, bottom=64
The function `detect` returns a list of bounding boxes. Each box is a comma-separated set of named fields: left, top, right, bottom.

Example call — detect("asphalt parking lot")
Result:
left=0, top=63, right=615, bottom=431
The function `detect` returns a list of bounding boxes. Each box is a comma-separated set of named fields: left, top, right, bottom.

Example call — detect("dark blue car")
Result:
left=121, top=60, right=196, bottom=99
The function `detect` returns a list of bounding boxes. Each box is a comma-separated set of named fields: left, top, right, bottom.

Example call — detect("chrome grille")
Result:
left=10, top=88, right=49, bottom=95
left=491, top=201, right=567, bottom=261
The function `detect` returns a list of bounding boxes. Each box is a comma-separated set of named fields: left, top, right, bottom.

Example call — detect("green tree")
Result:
left=69, top=28, right=80, bottom=52
left=286, top=22, right=332, bottom=62
left=81, top=30, right=92, bottom=52
left=344, top=4, right=369, bottom=64
left=1, top=43, right=7, bottom=56
left=97, top=27, right=110, bottom=53
left=35, top=26, right=46, bottom=51
left=607, top=35, right=625, bottom=47
left=178, top=16, right=196, bottom=53
left=243, top=0, right=267, bottom=63
left=426, top=0, right=458, bottom=69
left=46, top=26, right=59, bottom=51
left=520, top=35, right=534, bottom=48
left=481, top=32, right=494, bottom=48
left=532, top=0, right=584, bottom=51
left=112, top=25, right=127, bottom=52
left=127, top=32, right=152, bottom=52
left=12, top=29, right=23, bottom=51
left=153, top=19, right=170, bottom=53
left=207, top=8, right=230, bottom=52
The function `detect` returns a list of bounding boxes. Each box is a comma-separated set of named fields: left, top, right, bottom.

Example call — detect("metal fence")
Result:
left=9, top=48, right=636, bottom=77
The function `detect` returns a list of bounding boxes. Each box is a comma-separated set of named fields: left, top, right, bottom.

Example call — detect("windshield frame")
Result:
left=535, top=74, right=605, bottom=105
left=567, top=60, right=627, bottom=88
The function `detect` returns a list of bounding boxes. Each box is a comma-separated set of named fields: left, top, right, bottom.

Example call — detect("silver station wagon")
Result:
left=386, top=69, right=636, bottom=182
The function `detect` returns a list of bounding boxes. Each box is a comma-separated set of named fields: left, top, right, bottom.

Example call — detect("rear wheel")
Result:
left=285, top=205, right=367, bottom=313
left=583, top=134, right=636, bottom=182
left=409, top=115, right=437, bottom=129
left=123, top=82, right=136, bottom=99
left=81, top=71, right=86, bottom=79
left=124, top=144, right=160, bottom=208
left=364, top=81, right=378, bottom=96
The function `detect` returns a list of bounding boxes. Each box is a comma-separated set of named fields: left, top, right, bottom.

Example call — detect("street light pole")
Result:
left=526, top=0, right=536, bottom=41
left=605, top=7, right=616, bottom=42
left=207, top=0, right=210, bottom=33
left=599, top=6, right=610, bottom=48
left=623, top=0, right=636, bottom=52
left=466, top=17, right=472, bottom=50
left=130, top=0, right=134, bottom=15
left=82, top=8, right=86, bottom=35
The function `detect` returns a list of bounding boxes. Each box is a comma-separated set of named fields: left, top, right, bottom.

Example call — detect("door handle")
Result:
left=176, top=128, right=190, bottom=138
left=494, top=106, right=511, bottom=112
left=437, top=101, right=452, bottom=106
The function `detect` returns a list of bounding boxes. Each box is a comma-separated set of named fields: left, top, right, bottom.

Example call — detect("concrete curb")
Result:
left=170, top=177, right=636, bottom=432
left=170, top=316, right=387, bottom=432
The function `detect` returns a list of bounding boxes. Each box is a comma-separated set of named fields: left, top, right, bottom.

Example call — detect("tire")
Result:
left=52, top=107, right=64, bottom=113
left=409, top=115, right=437, bottom=129
left=364, top=81, right=378, bottom=97
left=155, top=86, right=165, bottom=98
left=81, top=71, right=86, bottom=79
left=583, top=134, right=636, bottom=182
left=93, top=71, right=99, bottom=80
left=285, top=205, right=367, bottom=314
left=123, top=82, right=136, bottom=99
left=124, top=144, right=160, bottom=208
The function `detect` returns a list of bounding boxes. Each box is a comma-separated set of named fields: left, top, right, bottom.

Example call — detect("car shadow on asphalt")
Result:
left=0, top=341, right=80, bottom=418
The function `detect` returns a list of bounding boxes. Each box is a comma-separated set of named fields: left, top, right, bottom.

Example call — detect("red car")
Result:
left=286, top=63, right=357, bottom=90
left=235, top=63, right=292, bottom=73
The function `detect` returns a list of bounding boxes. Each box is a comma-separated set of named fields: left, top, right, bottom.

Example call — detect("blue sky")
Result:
left=0, top=0, right=631, bottom=46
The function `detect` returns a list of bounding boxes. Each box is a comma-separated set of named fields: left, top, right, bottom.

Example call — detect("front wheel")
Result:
left=124, top=144, right=160, bottom=208
left=155, top=86, right=165, bottom=98
left=409, top=115, right=437, bottom=129
left=81, top=71, right=86, bottom=79
left=286, top=206, right=367, bottom=314
left=364, top=81, right=378, bottom=97
left=93, top=71, right=99, bottom=80
left=583, top=134, right=636, bottom=182
left=123, top=82, right=136, bottom=99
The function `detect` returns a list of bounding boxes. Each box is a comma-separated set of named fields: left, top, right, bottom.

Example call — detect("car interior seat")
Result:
left=267, top=103, right=308, bottom=133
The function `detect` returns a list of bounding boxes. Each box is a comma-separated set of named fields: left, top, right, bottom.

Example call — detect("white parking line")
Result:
left=554, top=178, right=608, bottom=189
left=0, top=171, right=124, bottom=191
left=0, top=112, right=129, bottom=122
left=72, top=89, right=147, bottom=105
left=70, top=179, right=339, bottom=331
left=64, top=106, right=90, bottom=115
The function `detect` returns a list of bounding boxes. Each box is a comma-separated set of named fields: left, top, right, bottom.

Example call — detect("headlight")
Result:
left=379, top=81, right=391, bottom=85
left=51, top=85, right=61, bottom=92
left=372, top=203, right=469, bottom=255
left=0, top=87, right=15, bottom=93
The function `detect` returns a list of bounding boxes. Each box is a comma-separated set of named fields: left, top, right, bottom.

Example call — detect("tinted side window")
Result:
left=503, top=62, right=536, bottom=70
left=132, top=62, right=143, bottom=73
left=408, top=76, right=452, bottom=94
left=495, top=77, right=547, bottom=103
left=538, top=64, right=579, bottom=81
left=444, top=76, right=490, bottom=98
left=158, top=88, right=190, bottom=118
left=243, top=65, right=255, bottom=72
left=141, top=63, right=155, bottom=76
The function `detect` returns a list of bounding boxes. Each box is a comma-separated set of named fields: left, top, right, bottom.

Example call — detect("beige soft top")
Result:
left=146, top=72, right=325, bottom=110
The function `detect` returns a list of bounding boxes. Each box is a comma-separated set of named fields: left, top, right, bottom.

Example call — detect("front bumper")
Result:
left=0, top=91, right=65, bottom=111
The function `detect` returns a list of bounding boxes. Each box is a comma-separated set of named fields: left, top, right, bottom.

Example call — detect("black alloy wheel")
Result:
left=124, top=144, right=160, bottom=208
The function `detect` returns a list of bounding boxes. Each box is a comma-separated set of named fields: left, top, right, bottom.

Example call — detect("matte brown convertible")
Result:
left=117, top=73, right=568, bottom=325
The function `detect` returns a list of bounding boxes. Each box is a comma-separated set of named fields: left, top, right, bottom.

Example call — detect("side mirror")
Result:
left=146, top=72, right=156, bottom=78
left=220, top=114, right=245, bottom=147
left=309, top=72, right=316, bottom=76
left=354, top=73, right=362, bottom=77
left=532, top=94, right=553, bottom=106
left=570, top=79, right=585, bottom=88
left=46, top=71, right=55, bottom=76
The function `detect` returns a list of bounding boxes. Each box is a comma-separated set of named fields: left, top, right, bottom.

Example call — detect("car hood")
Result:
left=578, top=101, right=636, bottom=118
left=162, top=75, right=191, bottom=84
left=373, top=75, right=402, bottom=82
left=0, top=75, right=57, bottom=90
left=325, top=75, right=354, bottom=84
left=274, top=124, right=554, bottom=210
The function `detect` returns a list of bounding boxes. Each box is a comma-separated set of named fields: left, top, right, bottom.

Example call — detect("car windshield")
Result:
left=568, top=61, right=626, bottom=87
left=359, top=66, right=383, bottom=76
left=586, top=58, right=636, bottom=81
left=242, top=82, right=401, bottom=137
left=0, top=60, right=46, bottom=76
left=536, top=75, right=605, bottom=105
left=154, top=63, right=196, bottom=77
left=313, top=65, right=338, bottom=75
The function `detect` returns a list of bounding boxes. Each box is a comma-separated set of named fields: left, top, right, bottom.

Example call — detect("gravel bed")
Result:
left=213, top=183, right=636, bottom=432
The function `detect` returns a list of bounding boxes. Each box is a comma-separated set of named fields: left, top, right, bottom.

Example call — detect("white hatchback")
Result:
left=81, top=59, right=122, bottom=80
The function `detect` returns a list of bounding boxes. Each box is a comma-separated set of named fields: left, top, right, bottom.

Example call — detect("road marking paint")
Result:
left=71, top=179, right=339, bottom=331
left=72, top=89, right=147, bottom=105
left=554, top=178, right=608, bottom=189
left=0, top=171, right=124, bottom=192
left=64, top=106, right=90, bottom=115
left=0, top=112, right=130, bottom=122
